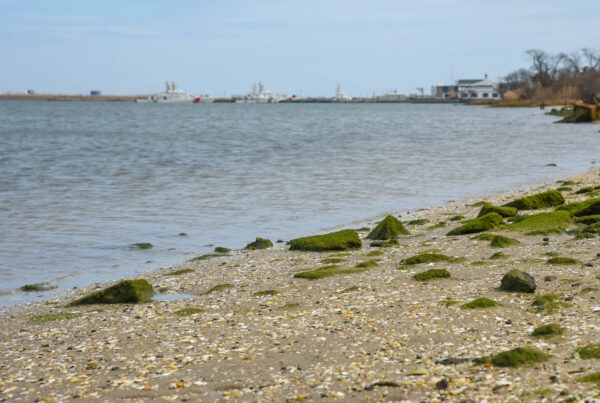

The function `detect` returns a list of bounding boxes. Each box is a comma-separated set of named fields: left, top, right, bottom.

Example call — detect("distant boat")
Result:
left=235, top=82, right=286, bottom=104
left=136, top=82, right=211, bottom=103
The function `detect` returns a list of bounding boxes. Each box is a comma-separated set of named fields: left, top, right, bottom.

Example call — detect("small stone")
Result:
left=505, top=319, right=513, bottom=325
left=585, top=263, right=593, bottom=267
left=435, top=379, right=449, bottom=390
left=571, top=283, right=581, bottom=287
left=500, top=269, right=536, bottom=293
left=544, top=275, right=557, bottom=282
left=543, top=237, right=549, bottom=242
left=549, top=375, right=558, bottom=383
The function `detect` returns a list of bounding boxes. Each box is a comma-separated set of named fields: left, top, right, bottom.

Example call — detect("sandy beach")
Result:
left=1, top=167, right=600, bottom=402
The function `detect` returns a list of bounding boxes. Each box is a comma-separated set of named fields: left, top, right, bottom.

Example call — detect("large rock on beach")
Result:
left=503, top=190, right=565, bottom=210
left=289, top=229, right=361, bottom=251
left=446, top=213, right=504, bottom=236
left=366, top=215, right=409, bottom=240
left=558, top=198, right=600, bottom=217
left=67, top=279, right=154, bottom=306
left=244, top=237, right=273, bottom=250
left=477, top=203, right=518, bottom=218
left=500, top=269, right=536, bottom=293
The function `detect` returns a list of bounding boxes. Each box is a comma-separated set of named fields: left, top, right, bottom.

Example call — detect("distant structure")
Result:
left=376, top=89, right=406, bottom=102
left=431, top=74, right=499, bottom=100
left=90, top=90, right=101, bottom=96
left=333, top=84, right=352, bottom=102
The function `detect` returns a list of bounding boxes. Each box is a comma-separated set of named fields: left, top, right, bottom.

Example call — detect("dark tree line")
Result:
left=500, top=48, right=600, bottom=102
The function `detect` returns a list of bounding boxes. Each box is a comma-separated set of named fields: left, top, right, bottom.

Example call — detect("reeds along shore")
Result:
left=2, top=168, right=600, bottom=401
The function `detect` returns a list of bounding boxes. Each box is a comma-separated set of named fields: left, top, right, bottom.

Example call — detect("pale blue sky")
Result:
left=1, top=0, right=598, bottom=96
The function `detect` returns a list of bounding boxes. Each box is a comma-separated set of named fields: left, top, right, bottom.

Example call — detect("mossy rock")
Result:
left=173, top=308, right=205, bottom=317
left=131, top=242, right=153, bottom=249
left=253, top=289, right=280, bottom=297
left=293, top=265, right=368, bottom=280
left=67, top=279, right=154, bottom=306
left=406, top=218, right=429, bottom=225
left=477, top=203, right=518, bottom=218
left=546, top=257, right=581, bottom=265
left=557, top=198, right=600, bottom=217
left=557, top=104, right=595, bottom=123
left=489, top=252, right=507, bottom=260
left=402, top=253, right=455, bottom=265
left=189, top=253, right=225, bottom=261
left=490, top=235, right=520, bottom=248
left=500, top=269, right=536, bottom=293
left=575, top=186, right=597, bottom=194
left=582, top=222, right=600, bottom=234
left=20, top=283, right=57, bottom=292
left=289, top=230, right=361, bottom=252
left=244, top=237, right=273, bottom=250
left=356, top=259, right=378, bottom=268
left=556, top=186, right=572, bottom=192
left=214, top=246, right=231, bottom=253
left=532, top=294, right=561, bottom=313
left=504, top=190, right=565, bottom=210
left=206, top=283, right=233, bottom=294
left=449, top=215, right=465, bottom=221
left=461, top=297, right=501, bottom=309
left=576, top=343, right=600, bottom=359
left=366, top=250, right=383, bottom=257
left=413, top=268, right=450, bottom=282
left=576, top=215, right=600, bottom=225
left=577, top=372, right=600, bottom=383
left=366, top=216, right=409, bottom=240
left=447, top=213, right=504, bottom=236
left=370, top=239, right=398, bottom=248
left=531, top=323, right=565, bottom=338
left=479, top=347, right=551, bottom=368
left=164, top=268, right=194, bottom=276
left=505, top=211, right=573, bottom=235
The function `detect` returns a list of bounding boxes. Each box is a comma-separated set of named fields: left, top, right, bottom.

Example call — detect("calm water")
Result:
left=0, top=101, right=598, bottom=306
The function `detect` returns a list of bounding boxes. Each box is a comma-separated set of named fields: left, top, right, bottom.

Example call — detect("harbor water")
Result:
left=0, top=101, right=598, bottom=306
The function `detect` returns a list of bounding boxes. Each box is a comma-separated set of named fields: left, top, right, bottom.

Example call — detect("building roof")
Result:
left=457, top=79, right=480, bottom=85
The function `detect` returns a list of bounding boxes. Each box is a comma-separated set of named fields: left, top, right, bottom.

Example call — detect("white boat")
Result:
left=235, top=82, right=286, bottom=103
left=136, top=82, right=201, bottom=103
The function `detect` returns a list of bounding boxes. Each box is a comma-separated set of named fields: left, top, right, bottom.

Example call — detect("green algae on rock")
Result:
left=477, top=203, right=518, bottom=218
left=173, top=308, right=205, bottom=317
left=402, top=253, right=456, bottom=265
left=366, top=250, right=383, bottom=257
left=244, top=237, right=273, bottom=250
left=447, top=213, right=504, bottom=236
left=505, top=211, right=573, bottom=235
left=164, top=269, right=194, bottom=276
left=370, top=239, right=399, bottom=248
left=532, top=294, right=561, bottom=313
left=503, top=190, right=565, bottom=210
left=20, top=283, right=57, bottom=292
left=406, top=218, right=429, bottom=225
left=576, top=215, right=600, bottom=225
left=546, top=257, right=581, bottom=265
left=206, top=283, right=233, bottom=294
left=531, top=323, right=565, bottom=338
left=490, top=235, right=520, bottom=248
left=293, top=265, right=368, bottom=280
left=253, top=289, right=280, bottom=297
left=413, top=268, right=451, bottom=282
left=366, top=216, right=409, bottom=240
left=356, top=259, right=378, bottom=268
left=321, top=257, right=345, bottom=264
left=478, top=347, right=551, bottom=368
left=214, top=246, right=231, bottom=253
left=500, top=269, right=536, bottom=293
left=67, top=279, right=154, bottom=306
left=449, top=215, right=465, bottom=221
left=557, top=198, right=600, bottom=216
left=461, top=297, right=501, bottom=309
left=582, top=222, right=600, bottom=234
left=576, top=343, right=600, bottom=359
left=189, top=253, right=226, bottom=262
left=489, top=252, right=508, bottom=260
left=131, top=243, right=153, bottom=250
left=289, top=229, right=361, bottom=251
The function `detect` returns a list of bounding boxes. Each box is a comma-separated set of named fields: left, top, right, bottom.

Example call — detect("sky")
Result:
left=1, top=0, right=599, bottom=97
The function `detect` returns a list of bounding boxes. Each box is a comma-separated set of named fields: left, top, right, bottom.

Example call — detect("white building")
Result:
left=457, top=74, right=499, bottom=100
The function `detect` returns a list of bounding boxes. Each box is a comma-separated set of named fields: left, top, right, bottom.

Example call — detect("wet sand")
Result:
left=1, top=167, right=600, bottom=402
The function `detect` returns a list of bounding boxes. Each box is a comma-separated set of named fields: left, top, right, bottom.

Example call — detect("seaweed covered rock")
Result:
left=67, top=279, right=154, bottom=306
left=481, top=347, right=551, bottom=367
left=244, top=237, right=273, bottom=250
left=413, top=268, right=450, bottom=282
left=500, top=269, right=536, bottom=293
left=576, top=215, right=600, bottom=225
left=505, top=211, right=573, bottom=235
left=558, top=198, right=600, bottom=217
left=402, top=253, right=455, bottom=265
left=366, top=215, right=409, bottom=240
left=477, top=203, right=518, bottom=218
left=472, top=233, right=520, bottom=248
left=531, top=323, right=565, bottom=338
left=582, top=222, right=600, bottom=234
left=446, top=213, right=504, bottom=236
left=289, top=229, right=361, bottom=252
left=503, top=190, right=565, bottom=210
left=557, top=104, right=596, bottom=123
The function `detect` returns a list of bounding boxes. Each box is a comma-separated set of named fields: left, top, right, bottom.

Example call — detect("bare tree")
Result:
left=581, top=48, right=599, bottom=70
left=526, top=49, right=552, bottom=87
